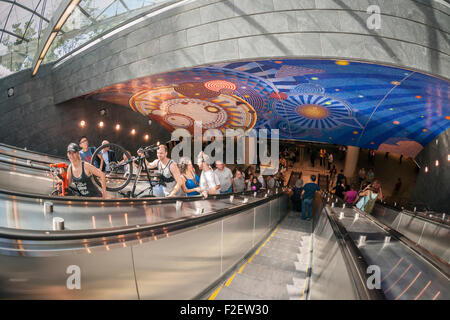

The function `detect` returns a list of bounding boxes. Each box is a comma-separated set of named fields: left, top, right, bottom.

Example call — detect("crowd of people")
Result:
left=59, top=137, right=386, bottom=215
left=287, top=146, right=385, bottom=217
left=58, top=136, right=285, bottom=199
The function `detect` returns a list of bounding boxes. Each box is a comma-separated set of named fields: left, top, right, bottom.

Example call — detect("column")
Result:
left=344, top=146, right=360, bottom=178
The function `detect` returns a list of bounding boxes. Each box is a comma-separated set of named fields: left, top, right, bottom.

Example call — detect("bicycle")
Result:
left=90, top=143, right=162, bottom=198
left=48, top=163, right=80, bottom=197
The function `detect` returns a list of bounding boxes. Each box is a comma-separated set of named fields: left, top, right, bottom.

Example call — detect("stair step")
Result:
left=272, top=232, right=307, bottom=242
left=226, top=274, right=289, bottom=300
left=239, top=262, right=305, bottom=285
left=214, top=286, right=261, bottom=300
left=251, top=255, right=298, bottom=273
left=266, top=236, right=302, bottom=247
left=258, top=247, right=305, bottom=262
left=263, top=241, right=302, bottom=254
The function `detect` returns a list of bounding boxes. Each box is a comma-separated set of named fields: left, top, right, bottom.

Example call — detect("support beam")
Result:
left=0, top=29, right=29, bottom=42
left=0, top=0, right=50, bottom=22
left=31, top=0, right=81, bottom=76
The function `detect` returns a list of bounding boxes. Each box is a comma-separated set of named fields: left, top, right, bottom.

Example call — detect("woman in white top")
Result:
left=197, top=152, right=220, bottom=197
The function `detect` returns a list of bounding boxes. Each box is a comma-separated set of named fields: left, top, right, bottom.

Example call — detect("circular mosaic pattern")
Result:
left=204, top=80, right=237, bottom=92
left=174, top=82, right=219, bottom=99
left=205, top=105, right=221, bottom=113
left=219, top=88, right=236, bottom=96
left=290, top=83, right=325, bottom=95
left=161, top=98, right=228, bottom=129
left=129, top=87, right=257, bottom=134
left=235, top=87, right=268, bottom=113
left=273, top=94, right=361, bottom=131
left=164, top=113, right=193, bottom=128
left=295, top=104, right=330, bottom=120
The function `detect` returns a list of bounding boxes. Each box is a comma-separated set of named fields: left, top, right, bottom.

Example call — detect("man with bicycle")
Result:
left=142, top=144, right=184, bottom=197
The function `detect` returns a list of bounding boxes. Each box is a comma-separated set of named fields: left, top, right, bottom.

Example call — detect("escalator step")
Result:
left=263, top=240, right=301, bottom=254
left=258, top=247, right=303, bottom=262
left=265, top=236, right=302, bottom=247
left=226, top=273, right=290, bottom=300
left=250, top=255, right=298, bottom=273
left=214, top=286, right=261, bottom=300
left=239, top=262, right=306, bottom=285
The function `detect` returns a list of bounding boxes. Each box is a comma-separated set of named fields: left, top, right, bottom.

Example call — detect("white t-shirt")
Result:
left=200, top=170, right=220, bottom=193
left=214, top=167, right=233, bottom=193
left=257, top=175, right=266, bottom=188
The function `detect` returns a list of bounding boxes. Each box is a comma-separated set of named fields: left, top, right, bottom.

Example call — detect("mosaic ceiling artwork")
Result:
left=82, top=59, right=450, bottom=157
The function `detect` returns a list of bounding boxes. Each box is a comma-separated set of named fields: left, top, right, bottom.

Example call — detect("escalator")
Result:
left=0, top=145, right=448, bottom=300
left=317, top=192, right=449, bottom=299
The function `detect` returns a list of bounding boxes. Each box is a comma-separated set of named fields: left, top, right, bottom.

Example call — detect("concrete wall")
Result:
left=0, top=65, right=170, bottom=156
left=411, top=128, right=450, bottom=212
left=50, top=0, right=450, bottom=103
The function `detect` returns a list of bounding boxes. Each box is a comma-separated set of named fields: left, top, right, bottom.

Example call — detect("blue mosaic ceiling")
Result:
left=82, top=59, right=450, bottom=157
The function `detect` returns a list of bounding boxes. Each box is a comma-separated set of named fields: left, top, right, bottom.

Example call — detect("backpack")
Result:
left=364, top=191, right=377, bottom=214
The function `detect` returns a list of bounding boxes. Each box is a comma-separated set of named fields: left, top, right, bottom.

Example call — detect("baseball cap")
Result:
left=67, top=143, right=81, bottom=153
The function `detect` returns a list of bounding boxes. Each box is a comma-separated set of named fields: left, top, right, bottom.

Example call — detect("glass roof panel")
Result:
left=0, top=0, right=62, bottom=78
left=0, top=0, right=180, bottom=78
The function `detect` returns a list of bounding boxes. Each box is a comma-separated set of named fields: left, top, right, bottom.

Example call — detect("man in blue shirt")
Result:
left=79, top=136, right=99, bottom=168
left=301, top=175, right=320, bottom=220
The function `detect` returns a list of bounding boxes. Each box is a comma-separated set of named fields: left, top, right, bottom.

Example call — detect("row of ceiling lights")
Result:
left=79, top=120, right=150, bottom=140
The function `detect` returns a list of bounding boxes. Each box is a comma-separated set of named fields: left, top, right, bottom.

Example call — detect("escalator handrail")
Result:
left=0, top=143, right=66, bottom=161
left=0, top=157, right=50, bottom=171
left=320, top=199, right=386, bottom=300
left=0, top=149, right=68, bottom=165
left=358, top=207, right=450, bottom=278
left=0, top=157, right=176, bottom=181
left=0, top=184, right=275, bottom=204
left=378, top=202, right=449, bottom=227
left=0, top=190, right=285, bottom=241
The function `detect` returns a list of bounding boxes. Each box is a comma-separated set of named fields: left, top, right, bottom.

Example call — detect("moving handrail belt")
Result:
left=321, top=192, right=449, bottom=299
left=318, top=196, right=386, bottom=300
left=0, top=142, right=67, bottom=160
left=325, top=194, right=449, bottom=275
left=0, top=188, right=283, bottom=241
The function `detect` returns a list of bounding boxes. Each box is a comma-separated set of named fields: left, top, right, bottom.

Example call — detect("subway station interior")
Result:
left=0, top=0, right=449, bottom=301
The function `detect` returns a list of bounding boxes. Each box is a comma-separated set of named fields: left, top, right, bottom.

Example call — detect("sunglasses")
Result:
left=80, top=140, right=88, bottom=144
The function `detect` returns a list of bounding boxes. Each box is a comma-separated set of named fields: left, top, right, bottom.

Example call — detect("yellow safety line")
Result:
left=238, top=262, right=247, bottom=274
left=248, top=252, right=257, bottom=263
left=208, top=217, right=286, bottom=300
left=225, top=272, right=237, bottom=287
left=208, top=285, right=223, bottom=300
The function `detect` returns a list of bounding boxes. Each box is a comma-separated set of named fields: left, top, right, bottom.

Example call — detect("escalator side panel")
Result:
left=0, top=245, right=138, bottom=299
left=222, top=209, right=255, bottom=274
left=372, top=205, right=450, bottom=263
left=309, top=207, right=358, bottom=300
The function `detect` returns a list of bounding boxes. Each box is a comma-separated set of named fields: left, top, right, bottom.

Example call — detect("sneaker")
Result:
left=306, top=218, right=311, bottom=221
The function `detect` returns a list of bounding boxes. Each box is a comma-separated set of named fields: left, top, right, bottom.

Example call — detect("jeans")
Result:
left=222, top=185, right=233, bottom=194
left=302, top=198, right=313, bottom=219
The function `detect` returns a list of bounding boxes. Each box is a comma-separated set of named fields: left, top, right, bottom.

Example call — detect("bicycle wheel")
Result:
left=91, top=143, right=134, bottom=192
